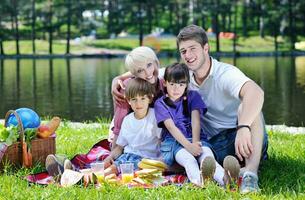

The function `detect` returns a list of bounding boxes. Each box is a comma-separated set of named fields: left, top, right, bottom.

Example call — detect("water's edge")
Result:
left=1, top=119, right=304, bottom=134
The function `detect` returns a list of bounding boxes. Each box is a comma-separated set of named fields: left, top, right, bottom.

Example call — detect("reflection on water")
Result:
left=0, top=57, right=305, bottom=126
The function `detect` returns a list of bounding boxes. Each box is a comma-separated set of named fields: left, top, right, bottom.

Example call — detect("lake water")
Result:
left=0, top=56, right=305, bottom=126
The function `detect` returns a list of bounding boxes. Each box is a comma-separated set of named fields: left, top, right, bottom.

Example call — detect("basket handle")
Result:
left=4, top=110, right=26, bottom=167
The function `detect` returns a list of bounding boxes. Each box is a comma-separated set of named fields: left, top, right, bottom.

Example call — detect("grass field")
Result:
left=0, top=121, right=304, bottom=200
left=1, top=36, right=294, bottom=55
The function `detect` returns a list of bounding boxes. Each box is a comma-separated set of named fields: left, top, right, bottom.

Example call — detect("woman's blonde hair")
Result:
left=125, top=46, right=160, bottom=74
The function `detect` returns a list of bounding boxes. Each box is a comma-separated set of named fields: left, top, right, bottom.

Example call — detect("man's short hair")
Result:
left=125, top=46, right=159, bottom=74
left=176, top=25, right=208, bottom=49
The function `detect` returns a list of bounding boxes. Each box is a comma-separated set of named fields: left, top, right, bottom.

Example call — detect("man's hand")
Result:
left=235, top=128, right=253, bottom=161
left=186, top=142, right=202, bottom=156
left=111, top=76, right=126, bottom=104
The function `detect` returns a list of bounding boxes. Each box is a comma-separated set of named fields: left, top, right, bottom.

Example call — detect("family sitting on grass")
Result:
left=46, top=25, right=268, bottom=194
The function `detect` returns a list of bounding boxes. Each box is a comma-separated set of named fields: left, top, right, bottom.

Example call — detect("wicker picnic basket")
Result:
left=0, top=110, right=56, bottom=170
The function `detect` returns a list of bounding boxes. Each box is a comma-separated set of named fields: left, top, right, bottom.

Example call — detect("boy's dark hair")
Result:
left=164, top=63, right=190, bottom=116
left=176, top=25, right=208, bottom=49
left=125, top=78, right=155, bottom=101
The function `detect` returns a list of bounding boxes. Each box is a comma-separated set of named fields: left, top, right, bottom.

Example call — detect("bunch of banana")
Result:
left=138, top=158, right=168, bottom=171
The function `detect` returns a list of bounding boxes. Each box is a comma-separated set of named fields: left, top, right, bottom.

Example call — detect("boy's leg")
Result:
left=175, top=148, right=201, bottom=185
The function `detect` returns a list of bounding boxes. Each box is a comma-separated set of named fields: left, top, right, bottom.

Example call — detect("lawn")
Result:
left=0, top=121, right=304, bottom=200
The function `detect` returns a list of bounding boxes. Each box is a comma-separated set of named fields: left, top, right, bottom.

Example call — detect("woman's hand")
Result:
left=111, top=76, right=126, bottom=105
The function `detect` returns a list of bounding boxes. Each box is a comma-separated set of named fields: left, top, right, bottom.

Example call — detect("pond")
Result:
left=0, top=56, right=305, bottom=126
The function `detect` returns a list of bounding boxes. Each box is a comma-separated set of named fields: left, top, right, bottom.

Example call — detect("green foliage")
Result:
left=24, top=128, right=37, bottom=150
left=0, top=120, right=305, bottom=199
left=0, top=125, right=19, bottom=146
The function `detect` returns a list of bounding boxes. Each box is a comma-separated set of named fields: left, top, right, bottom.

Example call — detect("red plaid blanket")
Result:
left=25, top=139, right=187, bottom=186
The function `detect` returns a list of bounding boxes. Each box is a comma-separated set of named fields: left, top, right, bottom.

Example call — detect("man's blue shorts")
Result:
left=208, top=127, right=268, bottom=166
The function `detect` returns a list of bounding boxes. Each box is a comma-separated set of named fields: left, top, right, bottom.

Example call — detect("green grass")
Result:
left=1, top=35, right=295, bottom=55
left=0, top=121, right=305, bottom=199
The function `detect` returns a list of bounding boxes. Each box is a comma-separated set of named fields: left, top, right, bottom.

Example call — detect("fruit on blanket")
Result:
left=37, top=117, right=61, bottom=138
left=138, top=159, right=167, bottom=171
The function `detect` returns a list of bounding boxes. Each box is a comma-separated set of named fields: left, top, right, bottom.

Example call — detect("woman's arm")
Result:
left=164, top=118, right=202, bottom=156
left=111, top=72, right=133, bottom=103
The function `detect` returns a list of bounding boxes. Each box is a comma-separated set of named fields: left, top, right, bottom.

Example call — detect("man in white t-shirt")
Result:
left=177, top=25, right=268, bottom=194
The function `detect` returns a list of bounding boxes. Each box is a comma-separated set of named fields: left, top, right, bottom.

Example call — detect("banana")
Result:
left=141, top=158, right=167, bottom=169
left=138, top=159, right=167, bottom=171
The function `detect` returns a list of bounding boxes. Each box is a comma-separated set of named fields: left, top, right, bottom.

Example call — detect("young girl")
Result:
left=154, top=63, right=238, bottom=186
left=103, top=78, right=162, bottom=175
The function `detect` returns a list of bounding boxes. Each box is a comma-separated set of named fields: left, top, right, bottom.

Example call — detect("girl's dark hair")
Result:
left=164, top=63, right=190, bottom=116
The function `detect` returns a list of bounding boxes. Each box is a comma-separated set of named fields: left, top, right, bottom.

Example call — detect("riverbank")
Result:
left=1, top=36, right=305, bottom=59
left=1, top=50, right=305, bottom=59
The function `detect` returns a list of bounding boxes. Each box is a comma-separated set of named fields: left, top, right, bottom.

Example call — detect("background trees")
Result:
left=0, top=0, right=304, bottom=55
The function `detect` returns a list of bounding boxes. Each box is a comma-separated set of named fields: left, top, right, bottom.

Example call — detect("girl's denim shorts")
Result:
left=160, top=137, right=213, bottom=166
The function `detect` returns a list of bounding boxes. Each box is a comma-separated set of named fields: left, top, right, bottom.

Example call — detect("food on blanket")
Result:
left=37, top=117, right=61, bottom=138
left=7, top=108, right=41, bottom=129
left=135, top=168, right=162, bottom=178
left=95, top=173, right=104, bottom=183
left=122, top=173, right=134, bottom=184
left=138, top=159, right=167, bottom=171
left=132, top=177, right=146, bottom=185
left=61, top=169, right=83, bottom=187
left=105, top=173, right=117, bottom=180
left=133, top=169, right=165, bottom=185
left=104, top=174, right=119, bottom=184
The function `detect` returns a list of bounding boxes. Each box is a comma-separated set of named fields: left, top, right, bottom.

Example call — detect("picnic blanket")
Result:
left=26, top=139, right=188, bottom=187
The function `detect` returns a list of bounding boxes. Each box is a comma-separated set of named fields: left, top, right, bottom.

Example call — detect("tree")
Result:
left=66, top=0, right=71, bottom=54
left=11, top=0, right=20, bottom=55
left=31, top=0, right=36, bottom=54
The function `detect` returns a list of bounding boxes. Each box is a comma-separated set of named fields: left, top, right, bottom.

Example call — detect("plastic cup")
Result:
left=91, top=162, right=104, bottom=183
left=120, top=163, right=134, bottom=184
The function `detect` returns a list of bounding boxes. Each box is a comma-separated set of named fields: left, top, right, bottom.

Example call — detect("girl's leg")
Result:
left=175, top=148, right=201, bottom=185
left=198, top=146, right=225, bottom=186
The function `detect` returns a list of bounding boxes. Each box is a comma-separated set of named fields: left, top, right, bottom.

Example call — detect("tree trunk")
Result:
left=31, top=0, right=36, bottom=54
left=213, top=0, right=220, bottom=52
left=0, top=13, right=4, bottom=55
left=138, top=1, right=143, bottom=46
left=242, top=1, right=248, bottom=37
left=66, top=0, right=71, bottom=54
left=233, top=0, right=237, bottom=53
left=288, top=0, right=295, bottom=50
left=48, top=0, right=53, bottom=54
left=147, top=2, right=152, bottom=33
left=259, top=2, right=265, bottom=38
left=12, top=0, right=20, bottom=55
left=228, top=5, right=232, bottom=32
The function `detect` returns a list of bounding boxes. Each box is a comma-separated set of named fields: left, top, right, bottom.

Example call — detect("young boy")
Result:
left=104, top=78, right=162, bottom=175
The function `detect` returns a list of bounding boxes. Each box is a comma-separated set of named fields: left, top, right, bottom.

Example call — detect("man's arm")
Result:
left=235, top=81, right=264, bottom=161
